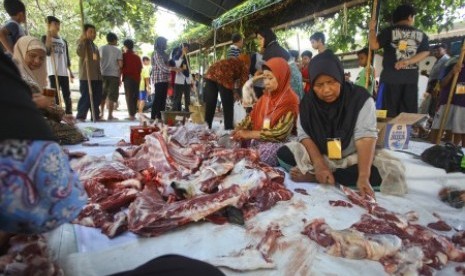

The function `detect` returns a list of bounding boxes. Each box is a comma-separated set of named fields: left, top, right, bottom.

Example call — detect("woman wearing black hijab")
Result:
left=256, top=28, right=303, bottom=99
left=277, top=54, right=406, bottom=198
left=256, top=28, right=290, bottom=62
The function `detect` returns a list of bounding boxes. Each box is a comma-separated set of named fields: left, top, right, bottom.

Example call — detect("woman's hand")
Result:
left=33, top=94, right=53, bottom=109
left=314, top=163, right=335, bottom=185
left=357, top=177, right=375, bottom=199
left=232, top=130, right=248, bottom=140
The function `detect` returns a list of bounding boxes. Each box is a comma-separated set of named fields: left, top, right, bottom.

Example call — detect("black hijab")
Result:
left=299, top=54, right=370, bottom=155
left=0, top=51, right=55, bottom=141
left=257, top=28, right=290, bottom=61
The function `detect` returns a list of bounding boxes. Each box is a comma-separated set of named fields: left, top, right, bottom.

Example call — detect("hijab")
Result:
left=154, top=36, right=169, bottom=64
left=257, top=28, right=290, bottom=61
left=257, top=28, right=277, bottom=47
left=0, top=51, right=55, bottom=141
left=299, top=54, right=370, bottom=154
left=12, top=36, right=47, bottom=92
left=250, top=58, right=299, bottom=131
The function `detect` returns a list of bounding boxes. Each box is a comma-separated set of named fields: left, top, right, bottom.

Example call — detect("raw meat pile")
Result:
left=71, top=125, right=292, bottom=238
left=0, top=234, right=62, bottom=276
left=303, top=185, right=465, bottom=275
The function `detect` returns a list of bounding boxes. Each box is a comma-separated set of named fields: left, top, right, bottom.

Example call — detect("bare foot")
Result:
left=290, top=167, right=316, bottom=182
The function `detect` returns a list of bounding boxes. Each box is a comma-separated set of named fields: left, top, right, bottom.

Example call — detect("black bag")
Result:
left=420, top=143, right=465, bottom=173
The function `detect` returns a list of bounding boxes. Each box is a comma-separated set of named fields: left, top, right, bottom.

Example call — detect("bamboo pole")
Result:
left=213, top=28, right=217, bottom=62
left=50, top=45, right=64, bottom=108
left=79, top=0, right=96, bottom=123
left=435, top=40, right=465, bottom=144
left=366, top=0, right=379, bottom=90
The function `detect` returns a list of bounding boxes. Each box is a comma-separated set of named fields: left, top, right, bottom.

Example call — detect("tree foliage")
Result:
left=178, top=0, right=465, bottom=54
left=82, top=0, right=156, bottom=43
left=0, top=0, right=157, bottom=44
left=0, top=0, right=158, bottom=70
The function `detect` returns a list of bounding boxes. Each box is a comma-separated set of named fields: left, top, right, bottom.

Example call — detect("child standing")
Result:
left=0, top=0, right=26, bottom=56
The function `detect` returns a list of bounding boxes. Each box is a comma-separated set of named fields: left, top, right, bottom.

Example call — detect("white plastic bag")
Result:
left=242, top=78, right=257, bottom=108
left=233, top=101, right=247, bottom=127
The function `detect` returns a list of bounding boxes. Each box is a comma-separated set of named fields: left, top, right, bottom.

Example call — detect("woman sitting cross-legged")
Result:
left=277, top=53, right=407, bottom=198
left=232, top=57, right=299, bottom=166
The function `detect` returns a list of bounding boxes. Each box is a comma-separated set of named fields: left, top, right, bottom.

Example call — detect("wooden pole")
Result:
left=79, top=0, right=97, bottom=123
left=435, top=40, right=465, bottom=144
left=50, top=46, right=64, bottom=108
left=366, top=0, right=379, bottom=90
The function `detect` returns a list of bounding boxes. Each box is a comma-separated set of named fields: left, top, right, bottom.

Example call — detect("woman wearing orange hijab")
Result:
left=232, top=57, right=299, bottom=166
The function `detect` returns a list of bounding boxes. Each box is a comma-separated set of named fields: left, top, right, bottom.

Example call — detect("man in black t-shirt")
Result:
left=369, top=4, right=430, bottom=117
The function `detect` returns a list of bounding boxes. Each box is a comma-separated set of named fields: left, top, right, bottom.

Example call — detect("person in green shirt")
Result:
left=138, top=56, right=151, bottom=114
left=355, top=47, right=375, bottom=96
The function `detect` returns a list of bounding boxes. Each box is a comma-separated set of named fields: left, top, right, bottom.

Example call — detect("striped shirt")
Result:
left=237, top=111, right=295, bottom=142
left=151, top=51, right=170, bottom=84
left=227, top=45, right=241, bottom=58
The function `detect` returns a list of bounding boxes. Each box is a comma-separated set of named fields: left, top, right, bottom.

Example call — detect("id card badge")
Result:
left=93, top=53, right=98, bottom=61
left=456, top=82, right=465, bottom=94
left=327, top=138, right=342, bottom=160
left=263, top=117, right=271, bottom=129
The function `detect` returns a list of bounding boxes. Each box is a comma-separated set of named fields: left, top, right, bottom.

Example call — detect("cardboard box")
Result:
left=377, top=113, right=428, bottom=150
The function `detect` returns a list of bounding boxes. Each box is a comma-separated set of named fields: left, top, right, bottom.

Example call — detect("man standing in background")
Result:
left=99, top=32, right=122, bottom=120
left=122, top=39, right=142, bottom=121
left=43, top=16, right=74, bottom=116
left=227, top=33, right=243, bottom=58
left=422, top=43, right=450, bottom=117
left=369, top=4, right=429, bottom=117
left=76, top=24, right=102, bottom=122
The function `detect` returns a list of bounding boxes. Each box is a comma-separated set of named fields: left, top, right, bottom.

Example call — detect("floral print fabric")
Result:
left=0, top=140, right=86, bottom=234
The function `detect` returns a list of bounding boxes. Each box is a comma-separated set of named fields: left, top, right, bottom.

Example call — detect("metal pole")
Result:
left=79, top=0, right=97, bottom=123
left=435, top=40, right=465, bottom=144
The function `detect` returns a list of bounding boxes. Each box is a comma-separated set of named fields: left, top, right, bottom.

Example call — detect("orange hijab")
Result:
left=250, top=57, right=299, bottom=131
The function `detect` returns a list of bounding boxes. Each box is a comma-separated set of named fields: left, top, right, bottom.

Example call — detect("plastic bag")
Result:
left=421, top=143, right=465, bottom=173
left=233, top=101, right=247, bottom=127
left=242, top=78, right=257, bottom=108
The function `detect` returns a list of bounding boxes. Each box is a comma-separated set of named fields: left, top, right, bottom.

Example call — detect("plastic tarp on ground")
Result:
left=46, top=121, right=465, bottom=276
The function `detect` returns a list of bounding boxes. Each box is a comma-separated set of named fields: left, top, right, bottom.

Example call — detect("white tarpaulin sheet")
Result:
left=45, top=121, right=465, bottom=276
